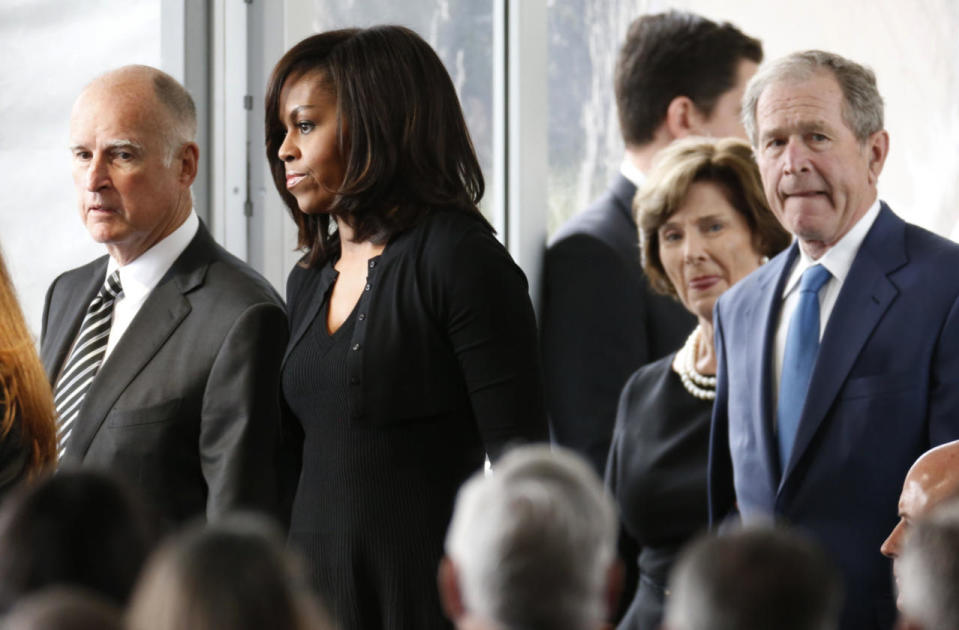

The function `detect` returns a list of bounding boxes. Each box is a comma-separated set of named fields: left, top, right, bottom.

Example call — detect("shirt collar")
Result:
left=620, top=158, right=646, bottom=189
left=107, top=211, right=200, bottom=300
left=782, top=199, right=882, bottom=297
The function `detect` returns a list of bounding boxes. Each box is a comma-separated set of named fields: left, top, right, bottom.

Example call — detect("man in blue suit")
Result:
left=709, top=50, right=959, bottom=630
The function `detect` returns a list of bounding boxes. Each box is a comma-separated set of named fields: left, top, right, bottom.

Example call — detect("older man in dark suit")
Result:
left=42, top=65, right=288, bottom=525
left=541, top=11, right=763, bottom=475
left=709, top=51, right=959, bottom=630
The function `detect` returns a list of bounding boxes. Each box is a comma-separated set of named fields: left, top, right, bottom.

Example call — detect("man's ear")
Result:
left=664, top=95, right=706, bottom=140
left=865, top=129, right=889, bottom=186
left=176, top=142, right=199, bottom=187
left=438, top=556, right=466, bottom=621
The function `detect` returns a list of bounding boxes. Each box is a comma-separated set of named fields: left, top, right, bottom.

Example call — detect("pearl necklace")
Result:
left=673, top=325, right=716, bottom=400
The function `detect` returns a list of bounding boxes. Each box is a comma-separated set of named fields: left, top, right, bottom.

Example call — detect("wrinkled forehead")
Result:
left=70, top=81, right=169, bottom=146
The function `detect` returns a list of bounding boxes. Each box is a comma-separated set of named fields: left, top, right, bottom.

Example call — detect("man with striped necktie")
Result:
left=41, top=65, right=289, bottom=526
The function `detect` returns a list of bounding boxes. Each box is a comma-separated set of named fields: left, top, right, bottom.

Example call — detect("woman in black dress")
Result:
left=605, top=137, right=790, bottom=630
left=264, top=26, right=547, bottom=630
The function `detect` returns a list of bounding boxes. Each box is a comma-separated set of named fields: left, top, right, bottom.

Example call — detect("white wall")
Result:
left=0, top=0, right=161, bottom=337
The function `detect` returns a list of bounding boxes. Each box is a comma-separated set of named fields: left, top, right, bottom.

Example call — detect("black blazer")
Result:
left=284, top=209, right=548, bottom=458
left=541, top=174, right=695, bottom=474
left=41, top=223, right=289, bottom=526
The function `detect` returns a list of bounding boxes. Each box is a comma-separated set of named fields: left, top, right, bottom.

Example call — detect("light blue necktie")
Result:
left=777, top=264, right=832, bottom=473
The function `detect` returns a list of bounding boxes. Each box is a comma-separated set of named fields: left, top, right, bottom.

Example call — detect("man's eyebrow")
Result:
left=68, top=140, right=145, bottom=153
left=760, top=120, right=832, bottom=141
left=104, top=139, right=144, bottom=151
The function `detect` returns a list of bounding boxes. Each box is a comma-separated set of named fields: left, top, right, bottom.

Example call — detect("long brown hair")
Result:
left=265, top=25, right=487, bottom=268
left=0, top=252, right=56, bottom=475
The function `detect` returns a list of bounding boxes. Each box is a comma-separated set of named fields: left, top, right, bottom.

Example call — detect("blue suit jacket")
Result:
left=709, top=203, right=959, bottom=630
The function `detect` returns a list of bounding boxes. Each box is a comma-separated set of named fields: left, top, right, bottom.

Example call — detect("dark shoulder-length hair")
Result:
left=265, top=25, right=487, bottom=268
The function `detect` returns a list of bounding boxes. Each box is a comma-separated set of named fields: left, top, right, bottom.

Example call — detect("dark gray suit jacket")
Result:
left=541, top=173, right=695, bottom=475
left=41, top=223, right=289, bottom=526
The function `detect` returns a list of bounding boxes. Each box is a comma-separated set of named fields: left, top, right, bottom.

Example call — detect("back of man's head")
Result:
left=614, top=10, right=762, bottom=147
left=664, top=527, right=842, bottom=630
left=898, top=499, right=959, bottom=630
left=442, top=445, right=618, bottom=630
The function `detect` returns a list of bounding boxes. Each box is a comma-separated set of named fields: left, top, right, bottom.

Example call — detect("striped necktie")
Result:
left=54, top=270, right=122, bottom=459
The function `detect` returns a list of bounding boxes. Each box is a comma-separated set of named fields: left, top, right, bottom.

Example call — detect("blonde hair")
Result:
left=636, top=136, right=790, bottom=298
left=0, top=253, right=56, bottom=476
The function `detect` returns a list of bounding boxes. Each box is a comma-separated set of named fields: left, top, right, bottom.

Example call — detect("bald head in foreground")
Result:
left=41, top=65, right=290, bottom=525
left=896, top=498, right=959, bottom=630
left=439, top=445, right=621, bottom=630
left=881, top=440, right=959, bottom=607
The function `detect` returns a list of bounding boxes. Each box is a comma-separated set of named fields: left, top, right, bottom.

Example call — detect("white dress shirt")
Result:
left=103, top=211, right=199, bottom=359
left=772, top=199, right=882, bottom=408
left=620, top=158, right=647, bottom=190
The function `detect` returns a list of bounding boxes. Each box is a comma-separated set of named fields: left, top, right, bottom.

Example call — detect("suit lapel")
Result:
left=64, top=227, right=213, bottom=461
left=41, top=259, right=108, bottom=383
left=753, top=244, right=799, bottom=489
left=780, top=205, right=907, bottom=483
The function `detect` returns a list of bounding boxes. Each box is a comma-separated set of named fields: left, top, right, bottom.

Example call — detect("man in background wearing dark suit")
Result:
left=42, top=65, right=288, bottom=525
left=541, top=10, right=763, bottom=475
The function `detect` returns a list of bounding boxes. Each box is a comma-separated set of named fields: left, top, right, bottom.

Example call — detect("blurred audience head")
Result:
left=0, top=250, right=57, bottom=483
left=2, top=587, right=123, bottom=630
left=663, top=526, right=842, bottom=630
left=126, top=514, right=329, bottom=630
left=615, top=10, right=762, bottom=149
left=896, top=498, right=959, bottom=630
left=0, top=470, right=156, bottom=613
left=440, top=445, right=620, bottom=630
left=636, top=136, right=790, bottom=301
left=881, top=441, right=959, bottom=602
left=265, top=24, right=485, bottom=268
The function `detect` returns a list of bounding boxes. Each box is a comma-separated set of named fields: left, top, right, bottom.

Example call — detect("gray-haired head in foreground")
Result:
left=898, top=498, right=959, bottom=630
left=741, top=50, right=884, bottom=147
left=444, top=445, right=618, bottom=630
left=664, top=526, right=842, bottom=630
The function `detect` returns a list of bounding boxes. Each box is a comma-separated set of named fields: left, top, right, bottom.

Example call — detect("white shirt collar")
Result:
left=620, top=158, right=646, bottom=189
left=107, top=211, right=200, bottom=300
left=782, top=199, right=882, bottom=297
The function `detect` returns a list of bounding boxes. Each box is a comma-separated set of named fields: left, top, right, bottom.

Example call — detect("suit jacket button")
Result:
left=369, top=260, right=376, bottom=269
left=358, top=313, right=366, bottom=321
left=364, top=283, right=371, bottom=291
left=352, top=343, right=361, bottom=351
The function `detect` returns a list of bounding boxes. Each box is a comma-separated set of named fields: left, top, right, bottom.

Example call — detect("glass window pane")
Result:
left=306, top=0, right=495, bottom=221
left=547, top=0, right=645, bottom=235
